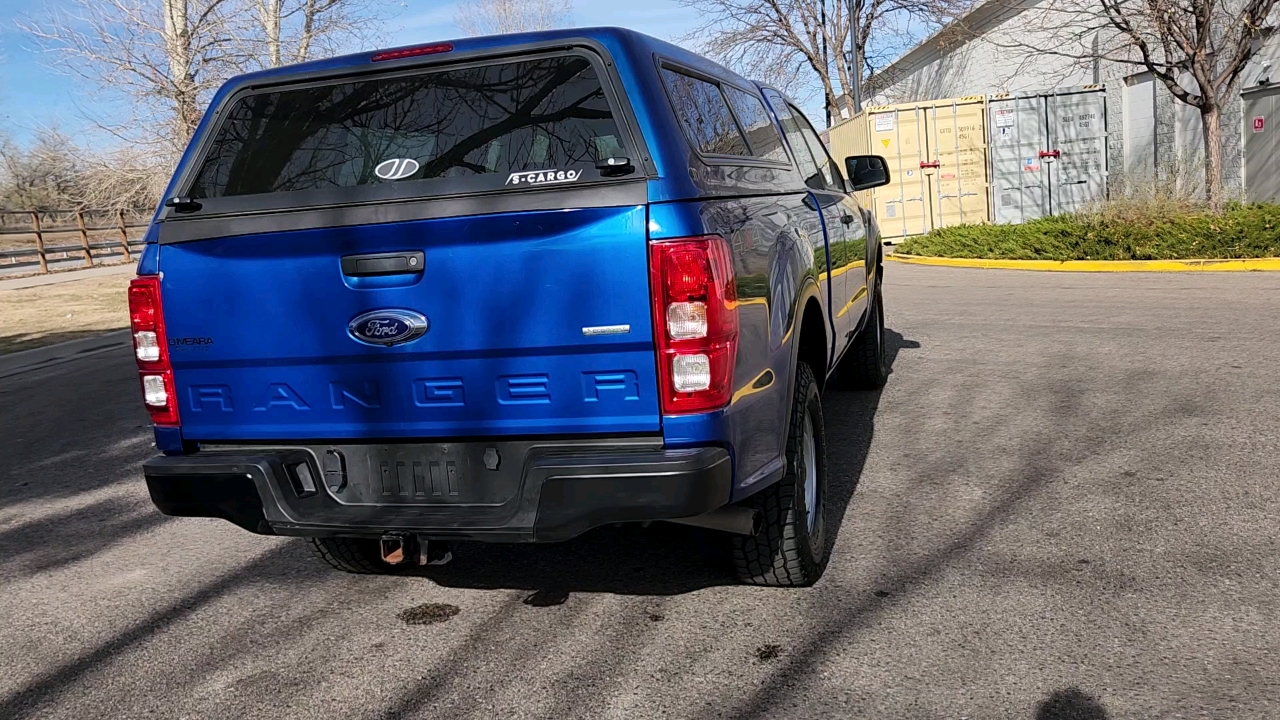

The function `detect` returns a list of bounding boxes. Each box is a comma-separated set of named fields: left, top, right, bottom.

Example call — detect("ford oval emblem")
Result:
left=348, top=309, right=428, bottom=347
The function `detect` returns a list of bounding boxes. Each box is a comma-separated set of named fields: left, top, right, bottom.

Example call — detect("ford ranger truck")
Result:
left=135, top=27, right=891, bottom=587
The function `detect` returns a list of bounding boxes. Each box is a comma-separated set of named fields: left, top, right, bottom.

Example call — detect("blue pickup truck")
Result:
left=133, top=27, right=891, bottom=587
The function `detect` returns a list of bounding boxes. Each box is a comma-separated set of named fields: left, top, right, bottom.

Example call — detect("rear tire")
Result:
left=731, top=362, right=828, bottom=586
left=834, top=266, right=887, bottom=390
left=309, top=537, right=415, bottom=575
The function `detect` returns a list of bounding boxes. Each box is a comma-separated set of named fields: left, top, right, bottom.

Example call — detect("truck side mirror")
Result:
left=845, top=155, right=890, bottom=191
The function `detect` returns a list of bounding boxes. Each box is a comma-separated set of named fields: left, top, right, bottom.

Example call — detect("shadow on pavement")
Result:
left=418, top=328, right=918, bottom=598
left=0, top=497, right=169, bottom=578
left=1035, top=687, right=1110, bottom=720
left=0, top=329, right=128, bottom=357
left=0, top=347, right=152, bottom=506
left=0, top=541, right=304, bottom=719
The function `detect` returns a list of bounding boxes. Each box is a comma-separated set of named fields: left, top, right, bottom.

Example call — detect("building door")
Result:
left=1244, top=87, right=1280, bottom=203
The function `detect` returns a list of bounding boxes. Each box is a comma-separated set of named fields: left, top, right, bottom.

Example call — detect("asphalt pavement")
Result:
left=2, top=264, right=1278, bottom=719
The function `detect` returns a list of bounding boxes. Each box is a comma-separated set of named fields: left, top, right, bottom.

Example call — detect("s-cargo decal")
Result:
left=505, top=169, right=582, bottom=186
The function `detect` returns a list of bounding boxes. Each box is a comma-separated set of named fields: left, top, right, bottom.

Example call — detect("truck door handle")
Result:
left=840, top=214, right=855, bottom=225
left=340, top=251, right=425, bottom=277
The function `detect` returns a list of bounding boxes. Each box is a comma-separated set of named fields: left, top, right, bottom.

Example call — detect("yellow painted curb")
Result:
left=887, top=254, right=1280, bottom=272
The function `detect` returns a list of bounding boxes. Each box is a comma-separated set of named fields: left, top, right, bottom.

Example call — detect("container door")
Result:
left=988, top=96, right=1050, bottom=223
left=925, top=100, right=991, bottom=229
left=1244, top=88, right=1280, bottom=203
left=1048, top=90, right=1107, bottom=214
left=868, top=107, right=931, bottom=240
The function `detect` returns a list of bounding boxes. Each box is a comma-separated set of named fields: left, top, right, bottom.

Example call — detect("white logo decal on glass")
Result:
left=375, top=158, right=420, bottom=181
left=505, top=169, right=582, bottom=186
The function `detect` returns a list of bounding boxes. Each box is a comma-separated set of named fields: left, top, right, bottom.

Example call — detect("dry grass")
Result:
left=0, top=273, right=131, bottom=354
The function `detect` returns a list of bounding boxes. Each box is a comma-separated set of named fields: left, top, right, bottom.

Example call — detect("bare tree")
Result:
left=22, top=0, right=390, bottom=157
left=455, top=0, right=573, bottom=37
left=681, top=0, right=971, bottom=123
left=1098, top=0, right=1276, bottom=210
left=251, top=0, right=385, bottom=68
left=22, top=0, right=242, bottom=155
left=0, top=128, right=166, bottom=210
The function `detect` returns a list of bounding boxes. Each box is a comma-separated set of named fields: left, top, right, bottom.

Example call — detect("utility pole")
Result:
left=822, top=1, right=831, bottom=126
left=848, top=0, right=862, bottom=113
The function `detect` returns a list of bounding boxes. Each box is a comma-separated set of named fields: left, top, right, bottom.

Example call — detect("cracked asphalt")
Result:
left=1, top=264, right=1277, bottom=719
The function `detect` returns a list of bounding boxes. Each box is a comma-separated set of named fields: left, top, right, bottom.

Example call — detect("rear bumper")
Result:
left=142, top=438, right=732, bottom=542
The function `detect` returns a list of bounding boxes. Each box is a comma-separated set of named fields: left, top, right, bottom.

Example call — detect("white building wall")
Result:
left=1123, top=75, right=1157, bottom=187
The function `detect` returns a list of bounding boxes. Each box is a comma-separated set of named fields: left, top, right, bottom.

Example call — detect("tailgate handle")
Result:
left=341, top=251, right=424, bottom=277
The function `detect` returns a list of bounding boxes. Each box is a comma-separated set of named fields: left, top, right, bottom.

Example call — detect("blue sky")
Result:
left=0, top=0, right=829, bottom=146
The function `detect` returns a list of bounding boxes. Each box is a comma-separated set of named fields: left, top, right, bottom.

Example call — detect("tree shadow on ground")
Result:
left=419, top=329, right=918, bottom=598
left=0, top=329, right=128, bottom=356
left=1035, top=687, right=1110, bottom=720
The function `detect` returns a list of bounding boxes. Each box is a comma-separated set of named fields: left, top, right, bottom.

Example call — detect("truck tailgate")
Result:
left=158, top=205, right=659, bottom=440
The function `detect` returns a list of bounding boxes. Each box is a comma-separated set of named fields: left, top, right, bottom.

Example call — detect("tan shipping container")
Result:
left=827, top=96, right=992, bottom=242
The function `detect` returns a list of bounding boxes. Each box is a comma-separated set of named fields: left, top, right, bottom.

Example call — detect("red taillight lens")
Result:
left=371, top=43, right=454, bottom=62
left=129, top=276, right=179, bottom=426
left=128, top=284, right=157, bottom=330
left=650, top=236, right=739, bottom=415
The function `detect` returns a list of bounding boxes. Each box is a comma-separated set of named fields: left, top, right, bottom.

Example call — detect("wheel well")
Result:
left=797, top=298, right=828, bottom=387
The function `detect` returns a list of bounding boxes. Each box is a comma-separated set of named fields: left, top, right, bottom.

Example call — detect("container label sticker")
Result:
left=1254, top=116, right=1265, bottom=132
left=885, top=203, right=897, bottom=218
left=881, top=138, right=891, bottom=149
left=875, top=114, right=894, bottom=132
left=995, top=109, right=1015, bottom=127
left=999, top=127, right=1011, bottom=136
left=941, top=172, right=956, bottom=180
left=1023, top=158, right=1041, bottom=172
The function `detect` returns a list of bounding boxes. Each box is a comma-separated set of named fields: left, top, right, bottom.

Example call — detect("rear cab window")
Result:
left=721, top=86, right=788, bottom=164
left=660, top=67, right=751, bottom=157
left=659, top=66, right=789, bottom=165
left=180, top=51, right=637, bottom=213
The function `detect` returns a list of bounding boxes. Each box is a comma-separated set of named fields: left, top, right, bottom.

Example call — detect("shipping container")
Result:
left=827, top=97, right=991, bottom=242
left=988, top=86, right=1108, bottom=223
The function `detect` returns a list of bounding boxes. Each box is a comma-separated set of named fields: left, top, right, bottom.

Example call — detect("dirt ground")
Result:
left=0, top=274, right=131, bottom=354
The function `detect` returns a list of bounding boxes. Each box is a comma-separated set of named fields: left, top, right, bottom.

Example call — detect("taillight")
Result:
left=128, top=276, right=179, bottom=426
left=650, top=235, right=739, bottom=414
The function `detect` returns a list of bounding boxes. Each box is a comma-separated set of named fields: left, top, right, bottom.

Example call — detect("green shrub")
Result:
left=895, top=202, right=1280, bottom=260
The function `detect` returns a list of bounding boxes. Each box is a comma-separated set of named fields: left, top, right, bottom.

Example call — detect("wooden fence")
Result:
left=0, top=209, right=150, bottom=274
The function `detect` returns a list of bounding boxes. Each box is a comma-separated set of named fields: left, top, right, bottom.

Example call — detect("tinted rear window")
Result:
left=188, top=55, right=626, bottom=200
left=721, top=86, right=787, bottom=162
left=660, top=68, right=751, bottom=157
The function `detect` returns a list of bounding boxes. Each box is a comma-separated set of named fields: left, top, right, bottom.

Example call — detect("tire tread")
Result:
left=731, top=362, right=826, bottom=587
